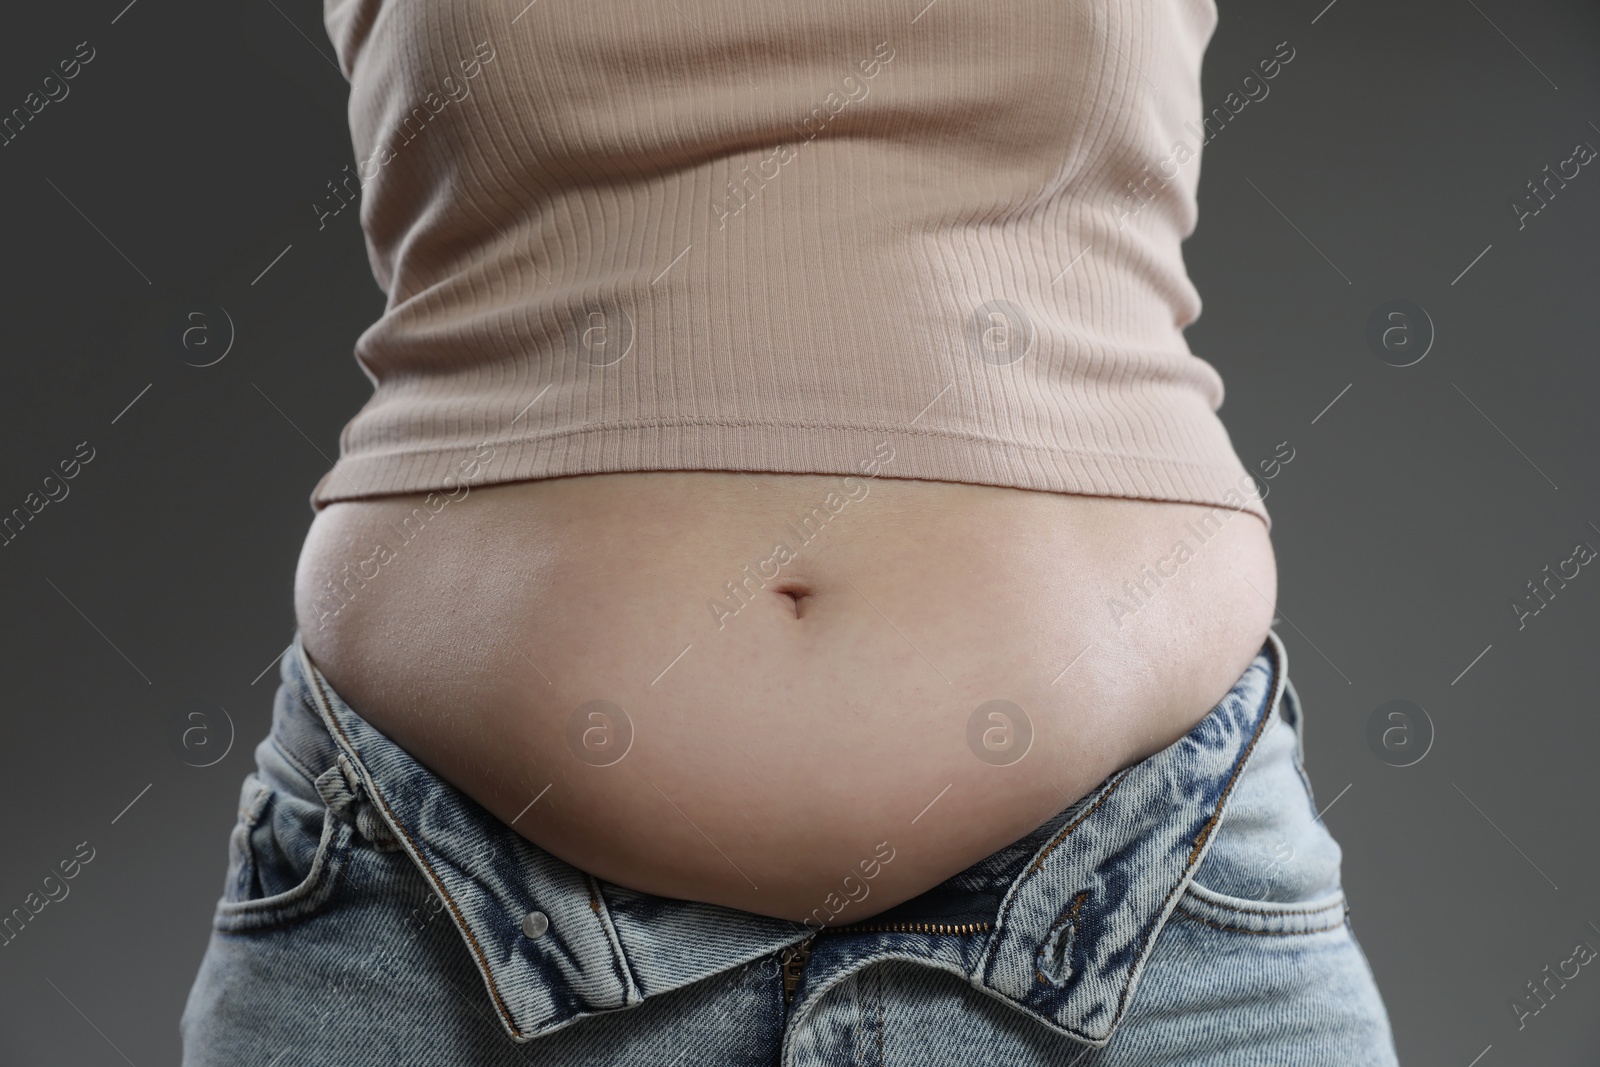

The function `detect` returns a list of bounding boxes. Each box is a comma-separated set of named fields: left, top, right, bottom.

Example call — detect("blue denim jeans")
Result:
left=181, top=627, right=1397, bottom=1064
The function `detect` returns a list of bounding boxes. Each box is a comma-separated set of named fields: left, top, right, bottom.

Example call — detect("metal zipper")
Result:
left=823, top=920, right=993, bottom=935
left=778, top=920, right=994, bottom=1004
left=780, top=937, right=815, bottom=1005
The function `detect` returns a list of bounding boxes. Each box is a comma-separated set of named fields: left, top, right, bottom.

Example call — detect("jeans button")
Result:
left=521, top=910, right=549, bottom=939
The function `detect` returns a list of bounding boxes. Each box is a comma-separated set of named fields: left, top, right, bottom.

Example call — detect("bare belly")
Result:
left=293, top=470, right=1276, bottom=926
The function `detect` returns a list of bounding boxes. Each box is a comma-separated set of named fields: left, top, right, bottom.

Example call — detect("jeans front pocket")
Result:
left=214, top=771, right=355, bottom=933
left=1178, top=685, right=1348, bottom=937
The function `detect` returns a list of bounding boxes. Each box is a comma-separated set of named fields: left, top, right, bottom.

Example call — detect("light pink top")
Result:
left=315, top=0, right=1268, bottom=527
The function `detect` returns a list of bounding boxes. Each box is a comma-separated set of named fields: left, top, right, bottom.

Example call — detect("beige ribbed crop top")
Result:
left=314, top=0, right=1269, bottom=528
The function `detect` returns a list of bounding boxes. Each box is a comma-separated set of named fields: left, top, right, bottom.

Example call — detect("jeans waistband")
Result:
left=260, top=627, right=1289, bottom=1046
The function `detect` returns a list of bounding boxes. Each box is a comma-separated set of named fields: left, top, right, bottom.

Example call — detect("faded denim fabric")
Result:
left=181, top=627, right=1397, bottom=1065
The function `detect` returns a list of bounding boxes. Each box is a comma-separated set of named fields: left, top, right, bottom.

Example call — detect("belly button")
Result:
left=774, top=585, right=810, bottom=619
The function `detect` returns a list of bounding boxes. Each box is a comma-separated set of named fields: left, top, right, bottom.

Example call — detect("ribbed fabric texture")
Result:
left=314, top=0, right=1269, bottom=528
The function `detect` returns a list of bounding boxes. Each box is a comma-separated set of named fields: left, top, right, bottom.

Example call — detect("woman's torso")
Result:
left=301, top=0, right=1270, bottom=925
left=294, top=472, right=1275, bottom=923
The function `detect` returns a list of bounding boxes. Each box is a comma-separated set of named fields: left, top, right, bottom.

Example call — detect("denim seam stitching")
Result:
left=1023, top=771, right=1132, bottom=878
left=1184, top=899, right=1345, bottom=920
left=240, top=776, right=271, bottom=827
left=301, top=652, right=525, bottom=1039
left=1170, top=908, right=1347, bottom=937
left=1180, top=883, right=1346, bottom=919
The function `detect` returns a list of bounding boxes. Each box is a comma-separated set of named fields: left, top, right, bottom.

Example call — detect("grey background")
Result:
left=1, top=0, right=1597, bottom=1063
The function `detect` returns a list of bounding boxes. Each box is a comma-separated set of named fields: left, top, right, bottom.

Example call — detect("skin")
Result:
left=295, top=471, right=1276, bottom=925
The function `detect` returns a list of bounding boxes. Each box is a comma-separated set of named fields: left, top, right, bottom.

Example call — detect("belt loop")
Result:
left=313, top=752, right=399, bottom=848
left=337, top=752, right=363, bottom=797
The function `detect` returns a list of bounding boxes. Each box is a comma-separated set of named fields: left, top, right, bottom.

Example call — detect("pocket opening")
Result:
left=214, top=776, right=355, bottom=932
left=1176, top=878, right=1347, bottom=937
